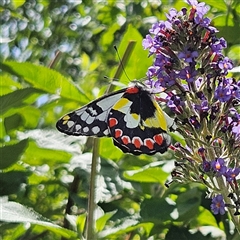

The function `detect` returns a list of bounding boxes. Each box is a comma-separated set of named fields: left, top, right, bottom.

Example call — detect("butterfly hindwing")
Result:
left=56, top=90, right=125, bottom=137
left=107, top=83, right=171, bottom=155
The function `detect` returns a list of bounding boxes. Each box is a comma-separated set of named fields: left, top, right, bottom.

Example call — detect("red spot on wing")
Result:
left=153, top=134, right=164, bottom=145
left=144, top=138, right=154, bottom=150
left=132, top=137, right=143, bottom=149
left=109, top=118, right=118, bottom=127
left=126, top=86, right=139, bottom=94
left=122, top=136, right=131, bottom=145
left=115, top=129, right=123, bottom=138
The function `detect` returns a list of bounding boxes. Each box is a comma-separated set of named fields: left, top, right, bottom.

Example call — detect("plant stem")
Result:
left=86, top=138, right=100, bottom=240
left=85, top=41, right=136, bottom=240
left=48, top=50, right=62, bottom=69
left=208, top=145, right=240, bottom=234
left=216, top=176, right=240, bottom=235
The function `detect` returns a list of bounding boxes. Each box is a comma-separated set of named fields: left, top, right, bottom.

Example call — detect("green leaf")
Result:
left=123, top=162, right=169, bottom=184
left=0, top=73, right=22, bottom=95
left=99, top=138, right=123, bottom=159
left=12, top=0, right=26, bottom=8
left=96, top=210, right=117, bottom=232
left=98, top=158, right=133, bottom=202
left=205, top=0, right=227, bottom=11
left=195, top=208, right=218, bottom=227
left=17, top=129, right=83, bottom=157
left=22, top=140, right=72, bottom=166
left=176, top=187, right=202, bottom=221
left=0, top=119, right=6, bottom=139
left=4, top=114, right=23, bottom=133
left=228, top=45, right=240, bottom=62
left=99, top=222, right=155, bottom=239
left=0, top=139, right=28, bottom=169
left=140, top=198, right=175, bottom=223
left=0, top=201, right=77, bottom=238
left=1, top=223, right=27, bottom=240
left=81, top=52, right=91, bottom=71
left=0, top=88, right=42, bottom=115
left=217, top=26, right=240, bottom=44
left=213, top=14, right=234, bottom=27
left=101, top=22, right=121, bottom=48
left=76, top=213, right=87, bottom=235
left=0, top=171, right=29, bottom=196
left=18, top=106, right=41, bottom=128
left=170, top=131, right=186, bottom=146
left=98, top=217, right=139, bottom=239
left=165, top=225, right=205, bottom=240
left=1, top=61, right=88, bottom=103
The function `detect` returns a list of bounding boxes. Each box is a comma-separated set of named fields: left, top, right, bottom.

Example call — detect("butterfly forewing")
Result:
left=56, top=90, right=125, bottom=137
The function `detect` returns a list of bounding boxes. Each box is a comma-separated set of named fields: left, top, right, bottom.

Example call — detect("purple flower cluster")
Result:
left=199, top=150, right=240, bottom=183
left=143, top=0, right=240, bottom=217
left=142, top=0, right=239, bottom=126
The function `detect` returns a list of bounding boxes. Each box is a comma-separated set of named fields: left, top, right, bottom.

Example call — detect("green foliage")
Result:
left=123, top=162, right=169, bottom=183
left=1, top=61, right=87, bottom=103
left=1, top=201, right=77, bottom=239
left=0, top=0, right=239, bottom=239
left=0, top=139, right=28, bottom=169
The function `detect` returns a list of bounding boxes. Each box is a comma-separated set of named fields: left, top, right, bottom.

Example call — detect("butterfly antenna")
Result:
left=114, top=45, right=131, bottom=82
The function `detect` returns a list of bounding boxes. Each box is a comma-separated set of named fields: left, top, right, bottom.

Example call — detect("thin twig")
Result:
left=85, top=138, right=100, bottom=240
left=48, top=50, right=62, bottom=69
left=85, top=41, right=136, bottom=240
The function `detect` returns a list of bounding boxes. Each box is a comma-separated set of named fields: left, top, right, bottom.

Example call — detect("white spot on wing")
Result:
left=124, top=113, right=140, bottom=128
left=67, top=121, right=74, bottom=128
left=81, top=111, right=89, bottom=121
left=75, top=125, right=81, bottom=131
left=88, top=107, right=97, bottom=116
left=86, top=116, right=94, bottom=124
left=103, top=129, right=110, bottom=136
left=163, top=133, right=171, bottom=145
left=75, top=107, right=87, bottom=116
left=96, top=111, right=108, bottom=121
left=92, top=126, right=100, bottom=134
left=96, top=93, right=124, bottom=111
left=83, top=126, right=89, bottom=133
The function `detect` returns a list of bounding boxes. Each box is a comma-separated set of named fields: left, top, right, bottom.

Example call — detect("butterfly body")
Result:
left=56, top=82, right=171, bottom=155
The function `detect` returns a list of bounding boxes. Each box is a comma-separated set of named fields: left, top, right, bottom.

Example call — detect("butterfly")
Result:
left=56, top=82, right=172, bottom=155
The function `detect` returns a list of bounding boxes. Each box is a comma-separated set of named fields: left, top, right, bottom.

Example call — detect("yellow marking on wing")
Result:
left=131, top=113, right=145, bottom=130
left=131, top=113, right=139, bottom=120
left=144, top=101, right=167, bottom=130
left=125, top=112, right=140, bottom=129
left=62, top=115, right=70, bottom=125
left=112, top=98, right=131, bottom=113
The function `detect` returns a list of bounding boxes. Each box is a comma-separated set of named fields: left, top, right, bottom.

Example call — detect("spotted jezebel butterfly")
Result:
left=56, top=82, right=172, bottom=155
